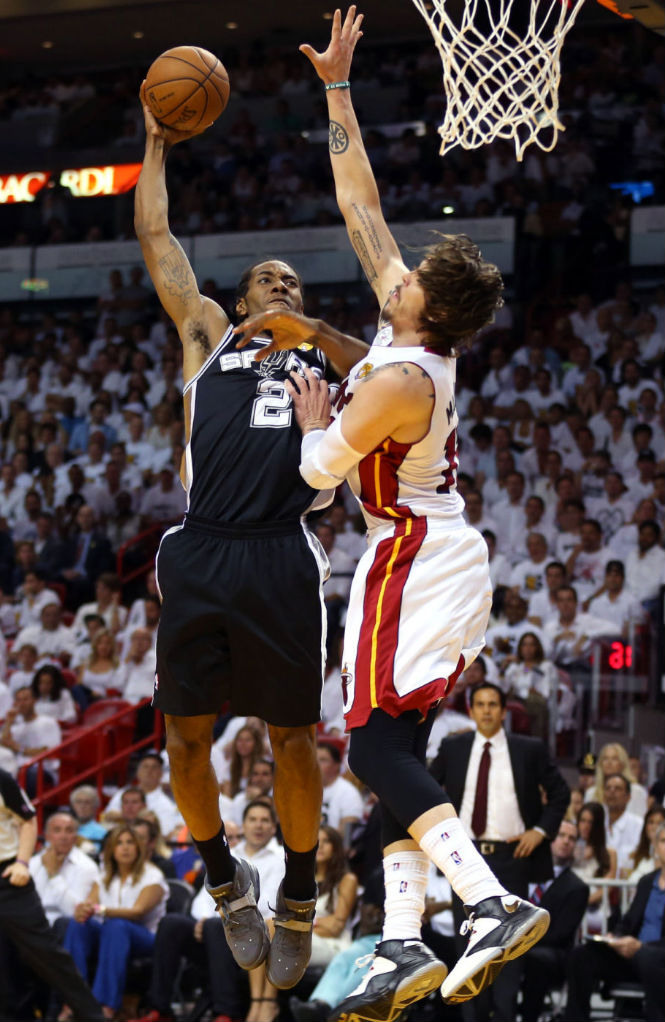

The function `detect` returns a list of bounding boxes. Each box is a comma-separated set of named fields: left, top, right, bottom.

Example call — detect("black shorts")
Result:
left=154, top=515, right=328, bottom=726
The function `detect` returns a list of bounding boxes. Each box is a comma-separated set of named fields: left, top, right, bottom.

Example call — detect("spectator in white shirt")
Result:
left=0, top=685, right=61, bottom=795
left=566, top=519, right=613, bottom=604
left=13, top=602, right=76, bottom=665
left=587, top=560, right=645, bottom=635
left=117, top=627, right=156, bottom=704
left=482, top=529, right=512, bottom=590
left=555, top=499, right=586, bottom=563
left=603, top=774, right=643, bottom=876
left=0, top=463, right=26, bottom=525
left=139, top=468, right=187, bottom=526
left=32, top=664, right=78, bottom=724
left=485, top=591, right=548, bottom=668
left=605, top=406, right=634, bottom=467
left=15, top=569, right=60, bottom=630
left=318, top=742, right=364, bottom=836
left=528, top=561, right=568, bottom=628
left=509, top=532, right=550, bottom=600
left=463, top=489, right=498, bottom=537
left=493, top=471, right=527, bottom=556
left=324, top=503, right=366, bottom=564
left=71, top=572, right=127, bottom=642
left=230, top=759, right=275, bottom=825
left=315, top=522, right=356, bottom=605
left=587, top=471, right=636, bottom=544
left=29, top=810, right=100, bottom=930
left=104, top=753, right=183, bottom=839
left=617, top=359, right=651, bottom=415
left=543, top=585, right=615, bottom=671
left=625, top=519, right=665, bottom=604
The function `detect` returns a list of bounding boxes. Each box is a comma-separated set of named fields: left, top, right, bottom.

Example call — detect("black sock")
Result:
left=283, top=841, right=318, bottom=901
left=193, top=824, right=235, bottom=887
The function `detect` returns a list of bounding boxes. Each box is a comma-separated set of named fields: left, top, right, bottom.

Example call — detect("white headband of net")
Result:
left=410, top=0, right=586, bottom=160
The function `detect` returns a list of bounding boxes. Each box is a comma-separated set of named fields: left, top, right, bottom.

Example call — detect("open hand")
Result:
left=509, top=828, right=545, bottom=858
left=285, top=367, right=331, bottom=433
left=300, top=6, right=364, bottom=84
left=233, top=309, right=320, bottom=360
left=140, top=81, right=209, bottom=146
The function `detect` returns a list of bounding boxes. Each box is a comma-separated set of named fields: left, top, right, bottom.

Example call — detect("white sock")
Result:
left=381, top=850, right=429, bottom=942
left=419, top=818, right=507, bottom=907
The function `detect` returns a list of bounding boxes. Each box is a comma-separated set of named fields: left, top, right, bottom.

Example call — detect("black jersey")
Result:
left=184, top=325, right=327, bottom=522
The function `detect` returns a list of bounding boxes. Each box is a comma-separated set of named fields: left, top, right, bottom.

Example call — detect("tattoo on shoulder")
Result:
left=188, top=320, right=211, bottom=355
left=351, top=230, right=378, bottom=284
left=157, top=236, right=199, bottom=307
left=329, top=121, right=349, bottom=154
left=361, top=362, right=434, bottom=397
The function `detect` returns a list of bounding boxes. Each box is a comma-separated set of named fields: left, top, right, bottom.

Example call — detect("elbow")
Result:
left=134, top=217, right=167, bottom=242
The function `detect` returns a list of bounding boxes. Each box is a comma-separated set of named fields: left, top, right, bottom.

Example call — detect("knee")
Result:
left=165, top=716, right=212, bottom=773
left=270, top=725, right=317, bottom=767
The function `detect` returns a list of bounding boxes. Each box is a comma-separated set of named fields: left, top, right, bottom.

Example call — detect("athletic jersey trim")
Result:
left=183, top=323, right=234, bottom=395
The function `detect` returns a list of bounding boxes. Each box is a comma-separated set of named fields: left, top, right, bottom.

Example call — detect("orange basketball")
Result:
left=144, top=46, right=229, bottom=132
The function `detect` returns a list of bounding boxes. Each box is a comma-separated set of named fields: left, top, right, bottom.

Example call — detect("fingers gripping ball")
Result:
left=144, top=46, right=229, bottom=132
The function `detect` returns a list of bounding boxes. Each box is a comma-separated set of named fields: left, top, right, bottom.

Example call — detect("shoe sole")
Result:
left=332, top=960, right=449, bottom=1022
left=441, top=908, right=550, bottom=1004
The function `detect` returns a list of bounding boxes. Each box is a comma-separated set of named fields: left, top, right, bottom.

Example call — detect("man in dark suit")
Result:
left=429, top=681, right=570, bottom=1020
left=494, top=818, right=590, bottom=1022
left=59, top=504, right=114, bottom=607
left=562, top=821, right=665, bottom=1022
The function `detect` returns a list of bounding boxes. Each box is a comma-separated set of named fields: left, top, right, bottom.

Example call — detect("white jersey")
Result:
left=332, top=326, right=464, bottom=530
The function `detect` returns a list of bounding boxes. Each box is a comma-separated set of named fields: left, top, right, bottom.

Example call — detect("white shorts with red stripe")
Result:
left=341, top=514, right=492, bottom=730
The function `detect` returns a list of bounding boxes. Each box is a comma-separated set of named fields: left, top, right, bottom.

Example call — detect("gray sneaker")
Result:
left=205, top=857, right=270, bottom=970
left=266, top=882, right=317, bottom=989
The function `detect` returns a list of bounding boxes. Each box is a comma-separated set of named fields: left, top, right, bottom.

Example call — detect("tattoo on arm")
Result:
left=329, top=121, right=349, bottom=154
left=352, top=203, right=383, bottom=260
left=361, top=362, right=435, bottom=398
left=157, top=236, right=199, bottom=307
left=351, top=230, right=378, bottom=284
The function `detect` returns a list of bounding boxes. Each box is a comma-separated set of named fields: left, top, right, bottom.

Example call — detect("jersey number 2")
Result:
left=251, top=380, right=292, bottom=429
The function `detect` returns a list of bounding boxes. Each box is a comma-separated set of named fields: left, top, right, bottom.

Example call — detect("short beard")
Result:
left=378, top=295, right=393, bottom=327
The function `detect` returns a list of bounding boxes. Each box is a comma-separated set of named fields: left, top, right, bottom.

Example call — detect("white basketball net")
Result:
left=409, top=0, right=586, bottom=160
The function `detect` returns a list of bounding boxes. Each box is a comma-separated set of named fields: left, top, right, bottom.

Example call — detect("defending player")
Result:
left=134, top=96, right=365, bottom=990
left=235, top=8, right=551, bottom=1019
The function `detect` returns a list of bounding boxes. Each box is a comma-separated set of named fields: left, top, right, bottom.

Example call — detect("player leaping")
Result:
left=235, top=7, right=551, bottom=1019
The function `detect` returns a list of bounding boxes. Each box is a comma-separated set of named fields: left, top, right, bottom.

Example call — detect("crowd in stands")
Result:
left=0, top=24, right=663, bottom=304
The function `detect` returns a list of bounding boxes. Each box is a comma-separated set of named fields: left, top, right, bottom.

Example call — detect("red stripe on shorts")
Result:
left=357, top=438, right=413, bottom=521
left=351, top=517, right=427, bottom=726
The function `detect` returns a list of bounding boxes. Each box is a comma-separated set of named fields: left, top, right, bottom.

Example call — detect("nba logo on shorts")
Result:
left=451, top=849, right=462, bottom=865
left=399, top=881, right=408, bottom=893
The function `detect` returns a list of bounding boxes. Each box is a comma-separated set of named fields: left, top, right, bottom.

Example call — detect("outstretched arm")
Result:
left=301, top=7, right=407, bottom=306
left=134, top=89, right=228, bottom=382
left=233, top=309, right=369, bottom=377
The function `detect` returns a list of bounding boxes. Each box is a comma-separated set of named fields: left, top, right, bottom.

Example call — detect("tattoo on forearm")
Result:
left=350, top=230, right=378, bottom=284
left=329, top=121, right=349, bottom=154
left=157, top=237, right=199, bottom=306
left=352, top=203, right=383, bottom=260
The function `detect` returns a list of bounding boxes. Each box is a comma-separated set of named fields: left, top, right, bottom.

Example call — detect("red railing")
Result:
left=116, top=522, right=170, bottom=585
left=18, top=698, right=163, bottom=828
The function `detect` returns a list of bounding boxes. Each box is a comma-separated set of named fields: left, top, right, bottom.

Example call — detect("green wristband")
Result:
left=325, top=80, right=351, bottom=91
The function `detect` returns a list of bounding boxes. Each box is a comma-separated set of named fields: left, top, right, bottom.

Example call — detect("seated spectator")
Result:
left=629, top=805, right=665, bottom=883
left=132, top=811, right=176, bottom=879
left=71, top=572, right=127, bottom=642
left=104, top=752, right=182, bottom=839
left=566, top=519, right=613, bottom=605
left=131, top=799, right=283, bottom=1022
left=70, top=613, right=106, bottom=670
left=13, top=601, right=75, bottom=665
left=573, top=801, right=617, bottom=931
left=586, top=560, right=645, bottom=635
left=62, top=824, right=169, bottom=1019
left=7, top=642, right=39, bottom=694
left=591, top=742, right=649, bottom=818
left=527, top=560, right=566, bottom=628
left=219, top=725, right=266, bottom=799
left=603, top=773, right=643, bottom=875
left=625, top=519, right=665, bottom=608
left=562, top=822, right=665, bottom=1022
left=425, top=694, right=475, bottom=760
left=15, top=568, right=60, bottom=630
left=31, top=664, right=77, bottom=724
left=491, top=819, right=590, bottom=1022
left=318, top=742, right=364, bottom=835
left=485, top=591, right=546, bottom=670
left=69, top=784, right=108, bottom=854
left=116, top=627, right=156, bottom=704
left=543, top=585, right=615, bottom=672
left=124, top=570, right=159, bottom=632
left=73, top=628, right=120, bottom=708
left=310, top=825, right=358, bottom=967
left=501, top=631, right=560, bottom=740
left=29, top=809, right=100, bottom=933
left=0, top=685, right=61, bottom=796
left=59, top=504, right=114, bottom=608
left=138, top=468, right=187, bottom=527
left=230, top=758, right=274, bottom=825
left=102, top=786, right=148, bottom=830
left=508, top=532, right=551, bottom=601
